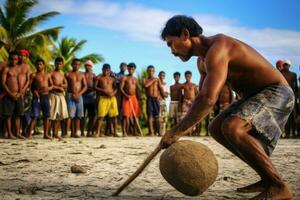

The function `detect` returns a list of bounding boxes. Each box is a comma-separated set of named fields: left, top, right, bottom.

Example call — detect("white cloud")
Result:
left=35, top=0, right=300, bottom=66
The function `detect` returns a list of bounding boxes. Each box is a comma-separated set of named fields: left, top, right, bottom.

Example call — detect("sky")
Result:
left=27, top=0, right=300, bottom=85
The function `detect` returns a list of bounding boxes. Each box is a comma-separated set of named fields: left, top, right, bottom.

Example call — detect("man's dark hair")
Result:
left=159, top=71, right=165, bottom=76
left=8, top=51, right=19, bottom=60
left=55, top=57, right=64, bottom=64
left=185, top=70, right=192, bottom=75
left=173, top=72, right=181, bottom=76
left=127, top=62, right=136, bottom=69
left=161, top=15, right=203, bottom=40
left=147, top=65, right=154, bottom=70
left=35, top=58, right=45, bottom=65
left=119, top=62, right=127, bottom=68
left=72, top=58, right=81, bottom=65
left=102, top=63, right=111, bottom=70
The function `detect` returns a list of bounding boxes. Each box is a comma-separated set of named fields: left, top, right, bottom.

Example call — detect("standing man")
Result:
left=18, top=50, right=32, bottom=136
left=0, top=62, right=6, bottom=137
left=280, top=59, right=298, bottom=138
left=160, top=15, right=293, bottom=199
left=181, top=71, right=198, bottom=135
left=49, top=57, right=69, bottom=139
left=1, top=51, right=25, bottom=139
left=158, top=71, right=169, bottom=136
left=120, top=62, right=141, bottom=136
left=95, top=64, right=118, bottom=137
left=169, top=72, right=182, bottom=127
left=65, top=58, right=87, bottom=138
left=27, top=59, right=53, bottom=139
left=82, top=60, right=96, bottom=137
left=275, top=60, right=283, bottom=72
left=143, top=65, right=164, bottom=136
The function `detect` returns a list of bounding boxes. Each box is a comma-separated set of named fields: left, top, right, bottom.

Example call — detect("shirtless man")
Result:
left=82, top=60, right=96, bottom=137
left=49, top=57, right=68, bottom=139
left=275, top=60, right=283, bottom=72
left=161, top=15, right=293, bottom=200
left=65, top=58, right=87, bottom=138
left=1, top=51, right=25, bottom=139
left=280, top=60, right=298, bottom=138
left=0, top=62, right=6, bottom=137
left=120, top=63, right=141, bottom=137
left=27, top=59, right=53, bottom=139
left=169, top=72, right=182, bottom=127
left=182, top=71, right=199, bottom=135
left=18, top=50, right=32, bottom=136
left=143, top=65, right=164, bottom=136
left=95, top=64, right=118, bottom=137
left=158, top=71, right=169, bottom=136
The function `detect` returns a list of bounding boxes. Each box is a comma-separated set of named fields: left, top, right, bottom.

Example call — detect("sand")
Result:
left=0, top=136, right=299, bottom=200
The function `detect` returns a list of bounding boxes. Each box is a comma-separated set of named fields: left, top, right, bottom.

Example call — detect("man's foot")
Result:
left=16, top=134, right=26, bottom=139
left=43, top=135, right=52, bottom=139
left=86, top=134, right=93, bottom=137
left=237, top=180, right=268, bottom=193
left=54, top=135, right=63, bottom=140
left=62, top=134, right=70, bottom=138
left=6, top=135, right=17, bottom=139
left=249, top=183, right=292, bottom=200
left=123, top=133, right=128, bottom=137
left=73, top=134, right=81, bottom=138
left=28, top=136, right=33, bottom=140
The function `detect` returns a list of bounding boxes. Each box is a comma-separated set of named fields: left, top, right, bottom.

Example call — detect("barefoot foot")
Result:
left=249, top=183, right=292, bottom=200
left=237, top=180, right=268, bottom=193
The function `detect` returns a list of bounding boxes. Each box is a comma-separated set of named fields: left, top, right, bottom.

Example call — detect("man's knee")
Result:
left=221, top=117, right=247, bottom=144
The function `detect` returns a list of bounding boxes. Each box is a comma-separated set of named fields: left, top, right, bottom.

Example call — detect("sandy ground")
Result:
left=0, top=135, right=299, bottom=200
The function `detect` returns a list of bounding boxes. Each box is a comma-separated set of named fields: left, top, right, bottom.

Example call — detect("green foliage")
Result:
left=0, top=0, right=63, bottom=66
left=51, top=36, right=104, bottom=72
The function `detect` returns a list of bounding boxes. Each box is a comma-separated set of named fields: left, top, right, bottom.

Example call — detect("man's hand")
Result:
left=160, top=131, right=180, bottom=149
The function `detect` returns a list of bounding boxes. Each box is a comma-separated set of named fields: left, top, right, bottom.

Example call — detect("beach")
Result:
left=0, top=136, right=299, bottom=200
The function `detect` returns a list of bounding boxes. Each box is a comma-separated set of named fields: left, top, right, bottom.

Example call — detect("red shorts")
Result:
left=122, top=95, right=141, bottom=117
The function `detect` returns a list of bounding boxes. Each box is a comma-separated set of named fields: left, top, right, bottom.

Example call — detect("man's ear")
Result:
left=180, top=28, right=190, bottom=41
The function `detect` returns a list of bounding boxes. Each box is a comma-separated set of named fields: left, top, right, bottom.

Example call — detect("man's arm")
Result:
left=162, top=42, right=229, bottom=147
left=94, top=77, right=108, bottom=95
left=20, top=70, right=31, bottom=95
left=143, top=78, right=157, bottom=88
left=1, top=67, right=15, bottom=98
left=120, top=76, right=129, bottom=99
left=78, top=74, right=87, bottom=96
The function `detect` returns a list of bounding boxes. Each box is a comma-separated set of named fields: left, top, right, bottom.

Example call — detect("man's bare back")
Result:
left=198, top=34, right=288, bottom=99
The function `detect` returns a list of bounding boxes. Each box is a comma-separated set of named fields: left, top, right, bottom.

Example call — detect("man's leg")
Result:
left=222, top=116, right=292, bottom=199
left=96, top=117, right=104, bottom=137
left=5, top=117, right=16, bottom=139
left=74, top=118, right=81, bottom=138
left=15, top=117, right=25, bottom=139
left=148, top=116, right=154, bottom=136
left=122, top=116, right=128, bottom=137
left=111, top=117, right=117, bottom=137
left=208, top=114, right=267, bottom=192
left=27, top=118, right=36, bottom=139
left=43, top=118, right=51, bottom=139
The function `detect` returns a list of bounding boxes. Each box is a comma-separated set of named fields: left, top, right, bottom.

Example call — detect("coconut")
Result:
left=159, top=140, right=218, bottom=196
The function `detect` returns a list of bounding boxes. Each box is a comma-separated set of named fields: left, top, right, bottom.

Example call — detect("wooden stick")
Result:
left=129, top=98, right=143, bottom=136
left=112, top=145, right=162, bottom=196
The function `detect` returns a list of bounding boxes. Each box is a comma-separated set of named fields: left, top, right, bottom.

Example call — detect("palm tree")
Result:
left=52, top=36, right=104, bottom=71
left=0, top=0, right=62, bottom=64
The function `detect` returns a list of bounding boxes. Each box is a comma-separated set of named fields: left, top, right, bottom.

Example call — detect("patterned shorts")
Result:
left=220, top=85, right=295, bottom=156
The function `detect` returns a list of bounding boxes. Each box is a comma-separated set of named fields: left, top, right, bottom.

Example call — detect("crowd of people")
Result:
left=0, top=50, right=299, bottom=139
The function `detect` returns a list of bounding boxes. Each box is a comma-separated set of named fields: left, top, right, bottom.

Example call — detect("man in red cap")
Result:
left=18, top=49, right=33, bottom=137
left=276, top=60, right=283, bottom=72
